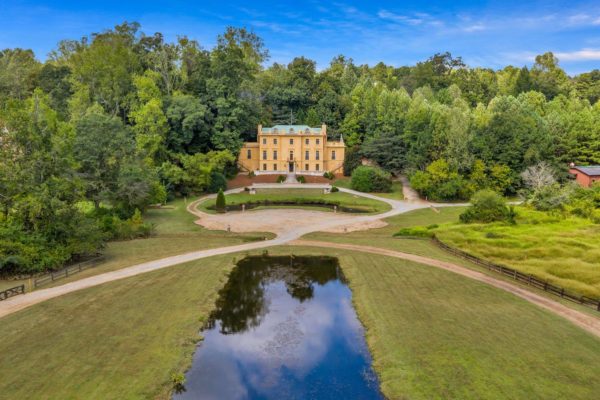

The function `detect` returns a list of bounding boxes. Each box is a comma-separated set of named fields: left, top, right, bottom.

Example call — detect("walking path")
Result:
left=1, top=185, right=598, bottom=339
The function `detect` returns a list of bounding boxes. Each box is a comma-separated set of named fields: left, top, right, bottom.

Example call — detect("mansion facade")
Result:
left=238, top=124, right=345, bottom=175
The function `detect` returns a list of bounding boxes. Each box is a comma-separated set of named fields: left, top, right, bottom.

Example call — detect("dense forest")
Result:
left=1, top=22, right=599, bottom=274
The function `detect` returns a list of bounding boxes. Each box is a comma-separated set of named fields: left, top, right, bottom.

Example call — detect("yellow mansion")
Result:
left=238, top=124, right=345, bottom=175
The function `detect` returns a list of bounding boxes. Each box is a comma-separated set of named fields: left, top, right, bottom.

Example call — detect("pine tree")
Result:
left=216, top=188, right=226, bottom=213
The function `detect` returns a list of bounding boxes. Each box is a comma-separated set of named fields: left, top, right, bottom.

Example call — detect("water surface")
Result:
left=173, top=255, right=382, bottom=400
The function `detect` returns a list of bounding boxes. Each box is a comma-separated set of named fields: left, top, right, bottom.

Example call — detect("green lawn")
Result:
left=0, top=199, right=273, bottom=291
left=333, top=176, right=405, bottom=200
left=0, top=246, right=598, bottom=399
left=305, top=206, right=468, bottom=261
left=435, top=207, right=600, bottom=298
left=199, top=188, right=391, bottom=214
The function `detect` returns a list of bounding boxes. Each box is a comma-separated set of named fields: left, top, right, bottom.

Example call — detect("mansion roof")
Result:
left=261, top=125, right=322, bottom=134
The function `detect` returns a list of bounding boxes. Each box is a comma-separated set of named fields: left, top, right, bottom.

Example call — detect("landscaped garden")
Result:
left=198, top=188, right=392, bottom=214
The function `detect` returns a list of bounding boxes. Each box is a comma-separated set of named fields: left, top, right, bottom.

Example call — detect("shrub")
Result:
left=330, top=186, right=339, bottom=193
left=207, top=170, right=228, bottom=193
left=297, top=175, right=306, bottom=184
left=215, top=189, right=226, bottom=213
left=323, top=171, right=335, bottom=180
left=276, top=175, right=286, bottom=183
left=410, top=159, right=471, bottom=201
left=171, top=372, right=186, bottom=393
left=247, top=170, right=255, bottom=178
left=528, top=183, right=572, bottom=211
left=351, top=166, right=392, bottom=192
left=101, top=209, right=155, bottom=240
left=393, top=227, right=434, bottom=238
left=460, top=190, right=512, bottom=223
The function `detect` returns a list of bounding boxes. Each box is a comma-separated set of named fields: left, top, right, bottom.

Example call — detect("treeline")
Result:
left=1, top=22, right=599, bottom=274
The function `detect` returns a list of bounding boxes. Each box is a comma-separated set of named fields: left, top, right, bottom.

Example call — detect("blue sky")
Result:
left=1, top=0, right=600, bottom=75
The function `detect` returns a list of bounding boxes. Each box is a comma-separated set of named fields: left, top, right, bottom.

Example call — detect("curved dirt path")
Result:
left=2, top=187, right=598, bottom=340
left=291, top=240, right=600, bottom=338
left=0, top=188, right=421, bottom=318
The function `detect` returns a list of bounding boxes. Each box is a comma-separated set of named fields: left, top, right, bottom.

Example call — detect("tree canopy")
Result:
left=1, top=22, right=599, bottom=273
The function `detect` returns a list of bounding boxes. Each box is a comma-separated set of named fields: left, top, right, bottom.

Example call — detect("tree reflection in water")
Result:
left=207, top=256, right=343, bottom=334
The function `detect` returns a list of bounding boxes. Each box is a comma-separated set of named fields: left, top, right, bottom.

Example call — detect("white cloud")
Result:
left=377, top=9, right=443, bottom=27
left=463, top=23, right=486, bottom=32
left=555, top=48, right=600, bottom=61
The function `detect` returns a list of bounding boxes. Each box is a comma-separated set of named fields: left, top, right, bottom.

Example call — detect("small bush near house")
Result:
left=331, top=186, right=339, bottom=192
left=297, top=175, right=306, bottom=183
left=351, top=166, right=392, bottom=193
left=323, top=171, right=335, bottom=180
left=215, top=189, right=226, bottom=213
left=460, top=190, right=514, bottom=223
left=276, top=175, right=286, bottom=183
left=247, top=171, right=256, bottom=178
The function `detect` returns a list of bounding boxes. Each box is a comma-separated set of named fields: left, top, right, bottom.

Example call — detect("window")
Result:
left=289, top=150, right=294, bottom=160
left=305, top=163, right=309, bottom=171
left=305, top=138, right=309, bottom=145
left=273, top=150, right=278, bottom=160
left=305, top=150, right=309, bottom=160
left=316, top=138, right=320, bottom=145
left=316, top=150, right=320, bottom=160
left=262, top=138, right=266, bottom=145
left=247, top=149, right=251, bottom=159
left=263, top=163, right=267, bottom=171
left=262, top=150, right=267, bottom=160
left=332, top=150, right=336, bottom=160
left=289, top=138, right=294, bottom=145
left=273, top=164, right=277, bottom=170
left=274, top=138, right=278, bottom=145
left=316, top=164, right=320, bottom=171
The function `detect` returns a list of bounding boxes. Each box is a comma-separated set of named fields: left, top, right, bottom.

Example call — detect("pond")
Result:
left=173, top=255, right=383, bottom=400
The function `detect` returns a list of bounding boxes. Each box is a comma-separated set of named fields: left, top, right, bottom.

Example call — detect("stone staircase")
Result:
left=284, top=172, right=298, bottom=184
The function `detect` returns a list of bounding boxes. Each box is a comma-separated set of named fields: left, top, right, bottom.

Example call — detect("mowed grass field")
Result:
left=0, top=246, right=598, bottom=399
left=435, top=208, right=600, bottom=298
left=0, top=199, right=273, bottom=291
left=199, top=188, right=391, bottom=214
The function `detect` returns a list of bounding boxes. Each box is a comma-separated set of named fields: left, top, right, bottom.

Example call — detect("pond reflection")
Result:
left=173, top=255, right=383, bottom=400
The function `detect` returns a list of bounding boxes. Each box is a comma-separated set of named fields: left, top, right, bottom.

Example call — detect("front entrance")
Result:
left=288, top=162, right=294, bottom=172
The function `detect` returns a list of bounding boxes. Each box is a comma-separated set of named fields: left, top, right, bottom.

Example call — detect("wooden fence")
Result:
left=33, top=256, right=104, bottom=288
left=431, top=236, right=600, bottom=312
left=0, top=284, right=25, bottom=301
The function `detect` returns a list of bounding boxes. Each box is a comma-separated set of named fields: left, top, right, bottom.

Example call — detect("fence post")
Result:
left=561, top=288, right=564, bottom=298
